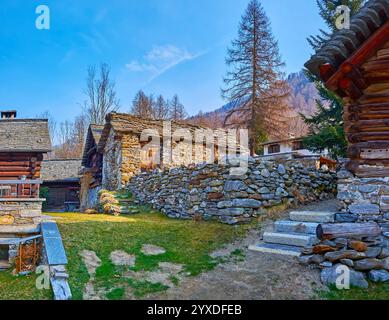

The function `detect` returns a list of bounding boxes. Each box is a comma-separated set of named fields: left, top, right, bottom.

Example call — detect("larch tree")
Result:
left=169, top=95, right=188, bottom=121
left=131, top=90, right=154, bottom=119
left=303, top=0, right=366, bottom=159
left=153, top=94, right=170, bottom=120
left=222, top=0, right=291, bottom=155
left=83, top=63, right=120, bottom=125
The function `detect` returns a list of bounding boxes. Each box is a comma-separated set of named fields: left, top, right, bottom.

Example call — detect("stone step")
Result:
left=274, top=220, right=319, bottom=235
left=0, top=260, right=10, bottom=270
left=289, top=211, right=335, bottom=223
left=248, top=243, right=301, bottom=257
left=263, top=232, right=316, bottom=247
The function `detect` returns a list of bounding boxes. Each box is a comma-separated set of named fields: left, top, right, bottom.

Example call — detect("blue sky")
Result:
left=0, top=0, right=326, bottom=121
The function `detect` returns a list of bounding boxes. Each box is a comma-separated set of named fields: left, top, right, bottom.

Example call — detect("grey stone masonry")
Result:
left=128, top=157, right=336, bottom=224
left=337, top=160, right=389, bottom=222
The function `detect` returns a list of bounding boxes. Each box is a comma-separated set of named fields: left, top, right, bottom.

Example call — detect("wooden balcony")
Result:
left=0, top=180, right=42, bottom=199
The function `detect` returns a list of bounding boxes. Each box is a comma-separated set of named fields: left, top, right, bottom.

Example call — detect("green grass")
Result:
left=321, top=283, right=389, bottom=300
left=48, top=208, right=251, bottom=300
left=0, top=272, right=52, bottom=300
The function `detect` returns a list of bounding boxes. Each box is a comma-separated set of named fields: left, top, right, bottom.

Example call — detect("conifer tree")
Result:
left=303, top=0, right=366, bottom=159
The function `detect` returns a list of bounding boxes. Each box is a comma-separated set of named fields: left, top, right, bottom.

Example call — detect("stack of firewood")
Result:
left=299, top=222, right=389, bottom=287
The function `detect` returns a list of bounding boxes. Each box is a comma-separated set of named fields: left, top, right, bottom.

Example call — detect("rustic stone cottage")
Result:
left=0, top=114, right=51, bottom=270
left=41, top=159, right=82, bottom=211
left=79, top=113, right=241, bottom=210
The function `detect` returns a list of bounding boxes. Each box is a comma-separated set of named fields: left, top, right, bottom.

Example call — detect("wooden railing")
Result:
left=0, top=180, right=42, bottom=199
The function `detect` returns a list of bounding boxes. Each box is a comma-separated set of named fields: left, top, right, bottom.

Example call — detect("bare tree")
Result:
left=84, top=63, right=120, bottom=125
left=222, top=0, right=291, bottom=154
left=131, top=90, right=154, bottom=119
left=38, top=111, right=57, bottom=144
left=153, top=94, right=170, bottom=120
left=169, top=95, right=187, bottom=121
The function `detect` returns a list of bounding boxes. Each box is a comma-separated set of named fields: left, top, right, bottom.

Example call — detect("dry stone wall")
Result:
left=337, top=160, right=389, bottom=222
left=128, top=158, right=336, bottom=224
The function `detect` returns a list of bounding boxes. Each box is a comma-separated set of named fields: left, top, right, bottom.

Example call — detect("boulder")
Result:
left=320, top=264, right=368, bottom=289
left=324, top=250, right=365, bottom=262
left=368, top=270, right=389, bottom=283
left=340, top=259, right=354, bottom=268
left=378, top=248, right=389, bottom=259
left=365, top=247, right=382, bottom=259
left=231, top=199, right=262, bottom=208
left=354, top=259, right=385, bottom=271
left=349, top=240, right=368, bottom=252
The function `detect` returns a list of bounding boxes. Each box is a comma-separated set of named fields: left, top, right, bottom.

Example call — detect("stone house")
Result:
left=0, top=112, right=52, bottom=270
left=80, top=112, right=242, bottom=210
left=260, top=136, right=328, bottom=159
left=41, top=159, right=82, bottom=211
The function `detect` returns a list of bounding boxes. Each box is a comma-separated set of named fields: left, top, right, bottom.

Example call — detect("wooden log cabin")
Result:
left=0, top=113, right=51, bottom=197
left=305, top=0, right=389, bottom=218
left=305, top=0, right=389, bottom=178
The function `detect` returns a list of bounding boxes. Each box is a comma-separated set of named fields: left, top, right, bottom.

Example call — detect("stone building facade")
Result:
left=96, top=113, right=240, bottom=191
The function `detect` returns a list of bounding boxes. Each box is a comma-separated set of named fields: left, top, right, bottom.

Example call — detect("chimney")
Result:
left=1, top=111, right=17, bottom=119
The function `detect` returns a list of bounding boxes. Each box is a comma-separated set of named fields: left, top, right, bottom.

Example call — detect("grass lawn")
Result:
left=321, top=284, right=389, bottom=300
left=38, top=208, right=250, bottom=300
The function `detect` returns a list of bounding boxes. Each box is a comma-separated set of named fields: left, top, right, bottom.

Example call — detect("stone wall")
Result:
left=102, top=129, right=122, bottom=190
left=121, top=134, right=141, bottom=187
left=128, top=158, right=337, bottom=224
left=338, top=161, right=389, bottom=222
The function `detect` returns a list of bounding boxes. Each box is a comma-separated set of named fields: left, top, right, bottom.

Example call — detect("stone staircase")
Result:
left=249, top=211, right=336, bottom=256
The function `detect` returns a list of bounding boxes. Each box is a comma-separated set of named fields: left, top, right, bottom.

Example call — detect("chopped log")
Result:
left=316, top=222, right=381, bottom=241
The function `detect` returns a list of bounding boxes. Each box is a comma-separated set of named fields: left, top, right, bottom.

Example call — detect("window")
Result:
left=268, top=144, right=281, bottom=154
left=292, top=140, right=304, bottom=151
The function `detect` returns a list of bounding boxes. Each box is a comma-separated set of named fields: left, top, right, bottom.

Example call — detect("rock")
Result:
left=301, top=246, right=313, bottom=255
left=368, top=270, right=389, bottom=283
left=313, top=245, right=337, bottom=254
left=354, top=259, right=384, bottom=271
left=298, top=255, right=314, bottom=265
left=324, top=250, right=365, bottom=262
left=349, top=240, right=368, bottom=252
left=334, top=238, right=348, bottom=248
left=320, top=261, right=333, bottom=268
left=311, top=254, right=325, bottom=265
left=365, top=247, right=382, bottom=259
left=231, top=199, right=262, bottom=208
left=349, top=203, right=380, bottom=215
left=84, top=209, right=99, bottom=214
left=335, top=213, right=358, bottom=223
left=340, top=259, right=354, bottom=268
left=261, top=169, right=270, bottom=178
left=320, top=264, right=368, bottom=289
left=217, top=201, right=232, bottom=209
left=277, top=164, right=286, bottom=175
left=79, top=250, right=101, bottom=277
left=109, top=250, right=136, bottom=267
left=382, top=257, right=389, bottom=270
left=141, top=244, right=166, bottom=256
left=379, top=248, right=389, bottom=259
left=218, top=208, right=245, bottom=216
left=258, top=187, right=270, bottom=194
left=224, top=181, right=246, bottom=192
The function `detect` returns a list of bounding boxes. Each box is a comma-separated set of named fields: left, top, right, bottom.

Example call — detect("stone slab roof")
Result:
left=305, top=0, right=389, bottom=77
left=81, top=124, right=104, bottom=166
left=41, top=159, right=82, bottom=182
left=0, top=119, right=52, bottom=152
left=97, top=112, right=216, bottom=151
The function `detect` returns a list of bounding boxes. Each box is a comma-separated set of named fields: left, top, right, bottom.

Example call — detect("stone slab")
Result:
left=0, top=224, right=40, bottom=234
left=248, top=243, right=301, bottom=257
left=289, top=211, right=335, bottom=223
left=263, top=232, right=316, bottom=247
left=274, top=220, right=318, bottom=235
left=42, top=222, right=68, bottom=266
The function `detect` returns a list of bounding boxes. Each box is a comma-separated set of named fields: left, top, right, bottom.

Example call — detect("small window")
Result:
left=292, top=140, right=304, bottom=151
left=268, top=144, right=281, bottom=154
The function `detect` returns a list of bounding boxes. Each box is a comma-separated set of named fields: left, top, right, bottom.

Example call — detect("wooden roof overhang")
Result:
left=305, top=0, right=389, bottom=177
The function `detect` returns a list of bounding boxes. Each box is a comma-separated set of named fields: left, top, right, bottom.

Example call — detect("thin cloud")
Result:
left=125, top=45, right=206, bottom=82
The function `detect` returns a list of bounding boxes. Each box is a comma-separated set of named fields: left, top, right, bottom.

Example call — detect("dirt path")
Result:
left=146, top=200, right=338, bottom=300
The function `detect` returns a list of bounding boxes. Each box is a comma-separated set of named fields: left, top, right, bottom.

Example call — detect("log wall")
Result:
left=344, top=40, right=389, bottom=177
left=0, top=152, right=43, bottom=180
